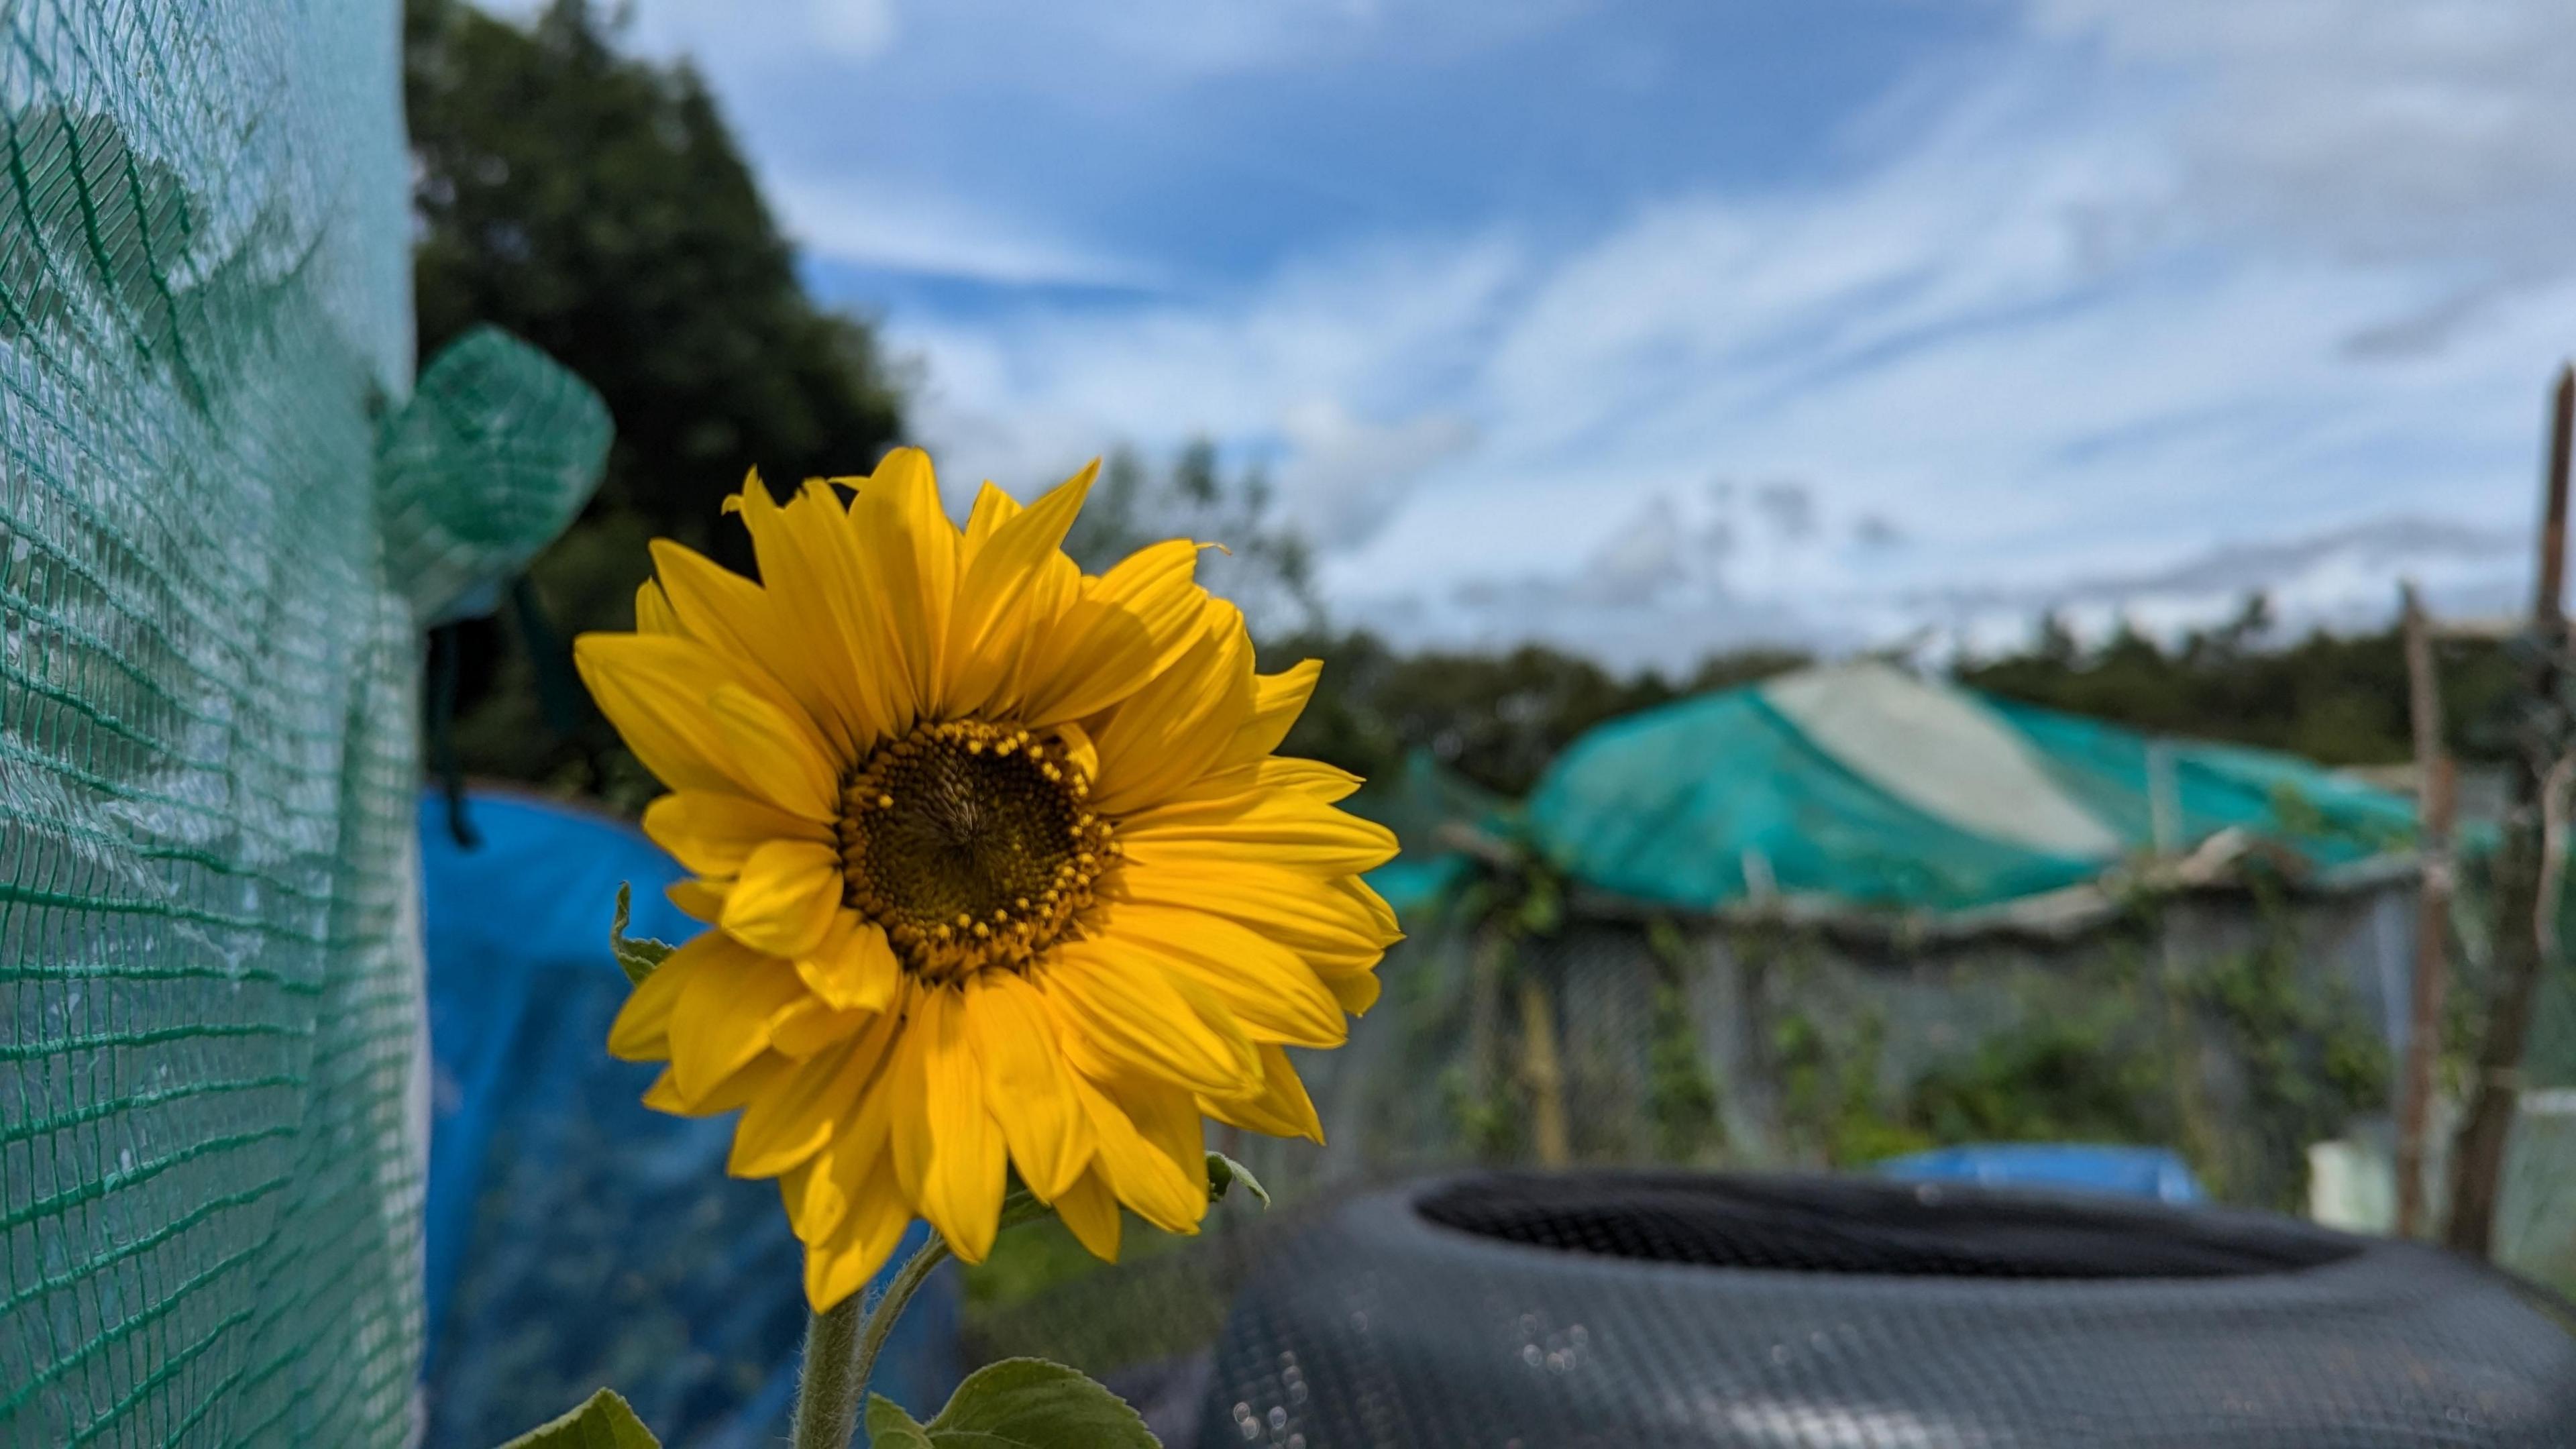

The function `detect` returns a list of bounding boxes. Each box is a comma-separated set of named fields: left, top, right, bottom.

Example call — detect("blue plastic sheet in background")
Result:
left=419, top=789, right=961, bottom=1446
left=1875, top=1143, right=2208, bottom=1205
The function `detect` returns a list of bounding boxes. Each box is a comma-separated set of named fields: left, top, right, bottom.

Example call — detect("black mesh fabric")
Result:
left=1414, top=1173, right=2355, bottom=1279
left=1199, top=1171, right=2576, bottom=1447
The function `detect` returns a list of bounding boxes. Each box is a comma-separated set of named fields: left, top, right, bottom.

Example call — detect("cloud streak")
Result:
left=610, top=0, right=2576, bottom=663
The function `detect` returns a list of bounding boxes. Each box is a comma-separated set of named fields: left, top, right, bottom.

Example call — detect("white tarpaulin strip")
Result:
left=1761, top=661, right=2123, bottom=859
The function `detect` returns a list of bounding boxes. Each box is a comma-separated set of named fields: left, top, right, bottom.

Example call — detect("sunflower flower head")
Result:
left=578, top=449, right=1400, bottom=1309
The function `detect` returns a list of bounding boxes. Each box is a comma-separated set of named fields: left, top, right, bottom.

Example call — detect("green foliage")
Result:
left=1904, top=1014, right=2167, bottom=1148
left=867, top=1359, right=1159, bottom=1448
left=1774, top=1004, right=1931, bottom=1168
left=498, top=1389, right=659, bottom=1448
left=2184, top=881, right=2393, bottom=1210
left=608, top=882, right=675, bottom=984
left=1959, top=598, right=2518, bottom=766
left=406, top=0, right=905, bottom=792
left=963, top=1214, right=1120, bottom=1311
left=1642, top=920, right=1725, bottom=1163
left=1203, top=1150, right=1271, bottom=1209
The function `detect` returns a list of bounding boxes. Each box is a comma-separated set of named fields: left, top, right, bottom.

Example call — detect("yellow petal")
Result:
left=769, top=994, right=873, bottom=1057
left=644, top=1055, right=790, bottom=1117
left=1258, top=756, right=1362, bottom=803
left=1331, top=873, right=1401, bottom=937
left=966, top=971, right=1093, bottom=1199
left=914, top=987, right=1006, bottom=1263
left=1120, top=1073, right=1210, bottom=1183
left=726, top=473, right=909, bottom=743
left=1326, top=969, right=1383, bottom=1016
left=1087, top=539, right=1215, bottom=674
left=1112, top=859, right=1397, bottom=971
left=667, top=877, right=728, bottom=924
left=847, top=447, right=959, bottom=718
left=606, top=928, right=725, bottom=1060
left=573, top=633, right=757, bottom=796
left=1051, top=1167, right=1122, bottom=1262
left=1053, top=720, right=1100, bottom=790
left=706, top=684, right=841, bottom=821
left=1118, top=792, right=1400, bottom=874
left=668, top=948, right=806, bottom=1098
left=731, top=1010, right=899, bottom=1178
left=804, top=1159, right=914, bottom=1312
left=1086, top=620, right=1257, bottom=816
left=643, top=790, right=829, bottom=877
left=722, top=839, right=845, bottom=959
left=947, top=461, right=1093, bottom=714
left=1042, top=940, right=1259, bottom=1096
left=635, top=578, right=681, bottom=635
left=884, top=1001, right=937, bottom=1207
left=650, top=537, right=877, bottom=757
left=795, top=1045, right=903, bottom=1245
left=1233, top=660, right=1320, bottom=763
left=1018, top=596, right=1159, bottom=727
left=961, top=480, right=1024, bottom=559
left=1203, top=1044, right=1324, bottom=1142
left=1068, top=1073, right=1204, bottom=1235
left=1103, top=904, right=1347, bottom=1048
left=729, top=1042, right=853, bottom=1177
left=798, top=912, right=902, bottom=1013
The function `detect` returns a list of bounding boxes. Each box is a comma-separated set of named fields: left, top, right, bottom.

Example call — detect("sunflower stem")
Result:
left=792, top=1232, right=954, bottom=1449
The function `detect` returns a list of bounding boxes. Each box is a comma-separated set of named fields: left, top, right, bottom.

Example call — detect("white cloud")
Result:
left=898, top=235, right=1521, bottom=507
left=765, top=172, right=1150, bottom=287
left=656, top=0, right=2576, bottom=663
left=2027, top=0, right=2576, bottom=274
left=1275, top=398, right=1476, bottom=548
left=803, top=0, right=899, bottom=58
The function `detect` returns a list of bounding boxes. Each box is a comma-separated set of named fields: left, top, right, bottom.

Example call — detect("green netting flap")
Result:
left=376, top=324, right=612, bottom=623
left=0, top=5, right=591, bottom=1444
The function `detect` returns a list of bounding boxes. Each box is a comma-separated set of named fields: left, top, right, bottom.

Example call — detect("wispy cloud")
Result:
left=766, top=173, right=1155, bottom=288
left=604, top=0, right=2576, bottom=661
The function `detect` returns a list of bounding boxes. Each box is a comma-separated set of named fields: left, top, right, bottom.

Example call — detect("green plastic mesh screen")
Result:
left=0, top=4, right=604, bottom=1442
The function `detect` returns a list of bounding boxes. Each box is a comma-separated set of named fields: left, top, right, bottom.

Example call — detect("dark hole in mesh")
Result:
left=1417, top=1171, right=2361, bottom=1279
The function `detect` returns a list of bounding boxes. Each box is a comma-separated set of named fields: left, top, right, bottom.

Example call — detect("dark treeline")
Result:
left=1273, top=603, right=2514, bottom=800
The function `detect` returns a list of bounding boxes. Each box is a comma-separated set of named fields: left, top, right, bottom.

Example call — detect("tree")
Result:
left=1957, top=594, right=2518, bottom=767
left=407, top=0, right=906, bottom=801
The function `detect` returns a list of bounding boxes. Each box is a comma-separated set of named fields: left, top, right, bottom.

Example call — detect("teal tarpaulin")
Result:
left=1513, top=663, right=2418, bottom=916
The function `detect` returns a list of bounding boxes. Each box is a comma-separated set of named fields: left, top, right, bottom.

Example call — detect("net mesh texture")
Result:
left=1201, top=1172, right=2576, bottom=1448
left=0, top=4, right=603, bottom=1442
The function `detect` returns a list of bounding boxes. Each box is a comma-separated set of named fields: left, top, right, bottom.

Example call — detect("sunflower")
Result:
left=578, top=449, right=1400, bottom=1310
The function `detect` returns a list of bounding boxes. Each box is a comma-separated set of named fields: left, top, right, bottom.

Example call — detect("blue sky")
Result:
left=566, top=0, right=2576, bottom=667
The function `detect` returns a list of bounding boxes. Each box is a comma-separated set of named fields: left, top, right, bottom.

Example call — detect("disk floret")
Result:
left=837, top=718, right=1114, bottom=981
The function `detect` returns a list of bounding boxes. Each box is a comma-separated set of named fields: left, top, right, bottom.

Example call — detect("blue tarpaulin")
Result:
left=1875, top=1143, right=2208, bottom=1204
left=420, top=788, right=961, bottom=1446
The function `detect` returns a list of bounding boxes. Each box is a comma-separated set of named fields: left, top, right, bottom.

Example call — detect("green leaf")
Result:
left=496, top=1388, right=659, bottom=1448
left=1205, top=1151, right=1270, bottom=1209
left=865, top=1394, right=936, bottom=1448
left=916, top=1358, right=1158, bottom=1448
left=610, top=883, right=676, bottom=985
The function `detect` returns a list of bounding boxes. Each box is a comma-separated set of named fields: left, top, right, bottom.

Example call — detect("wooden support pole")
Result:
left=2394, top=582, right=2454, bottom=1238
left=2445, top=364, right=2576, bottom=1258
left=1517, top=976, right=1572, bottom=1168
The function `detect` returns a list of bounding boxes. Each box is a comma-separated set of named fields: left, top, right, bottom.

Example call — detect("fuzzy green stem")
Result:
left=791, top=1233, right=954, bottom=1449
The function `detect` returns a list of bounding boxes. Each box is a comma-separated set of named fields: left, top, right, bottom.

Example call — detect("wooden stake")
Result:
left=2445, top=364, right=2576, bottom=1258
left=1518, top=976, right=1572, bottom=1168
left=2394, top=582, right=2453, bottom=1237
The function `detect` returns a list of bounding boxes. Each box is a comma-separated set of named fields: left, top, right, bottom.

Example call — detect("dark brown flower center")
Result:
left=837, top=719, right=1112, bottom=981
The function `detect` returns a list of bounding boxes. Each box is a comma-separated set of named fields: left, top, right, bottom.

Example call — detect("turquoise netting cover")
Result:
left=0, top=5, right=604, bottom=1442
left=1521, top=662, right=2420, bottom=916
